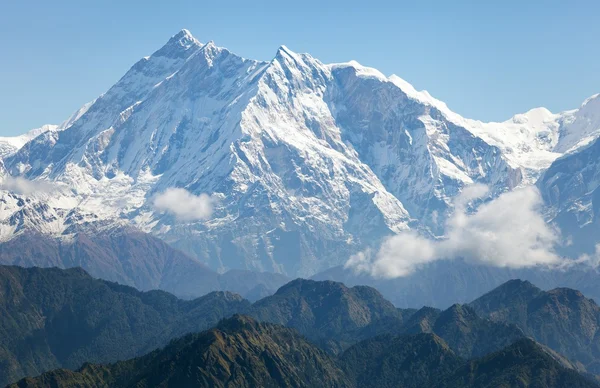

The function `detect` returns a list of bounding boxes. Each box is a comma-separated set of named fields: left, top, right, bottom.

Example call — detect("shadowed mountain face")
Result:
left=339, top=333, right=464, bottom=388
left=0, top=265, right=251, bottom=386
left=0, top=230, right=219, bottom=295
left=433, top=338, right=599, bottom=388
left=339, top=334, right=599, bottom=388
left=377, top=303, right=523, bottom=360
left=427, top=304, right=525, bottom=359
left=470, top=279, right=600, bottom=373
left=10, top=315, right=352, bottom=388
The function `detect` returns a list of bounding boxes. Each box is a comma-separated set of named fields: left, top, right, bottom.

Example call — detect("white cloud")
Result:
left=453, top=183, right=489, bottom=209
left=564, top=244, right=600, bottom=270
left=0, top=176, right=55, bottom=195
left=346, top=231, right=436, bottom=277
left=153, top=188, right=215, bottom=221
left=346, top=185, right=562, bottom=278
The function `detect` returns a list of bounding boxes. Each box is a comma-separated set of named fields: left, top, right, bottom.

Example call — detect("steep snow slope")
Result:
left=537, top=133, right=600, bottom=257
left=555, top=94, right=600, bottom=153
left=329, top=63, right=518, bottom=223
left=1, top=29, right=599, bottom=276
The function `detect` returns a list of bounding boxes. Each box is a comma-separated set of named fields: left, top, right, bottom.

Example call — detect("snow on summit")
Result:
left=0, top=29, right=599, bottom=277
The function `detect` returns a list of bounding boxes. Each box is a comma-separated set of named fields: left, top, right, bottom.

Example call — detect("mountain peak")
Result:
left=497, top=279, right=540, bottom=292
left=175, top=28, right=193, bottom=38
left=274, top=44, right=300, bottom=62
left=273, top=278, right=347, bottom=295
left=469, top=279, right=543, bottom=313
left=546, top=287, right=589, bottom=303
left=508, top=107, right=557, bottom=127
left=170, top=28, right=197, bottom=45
left=5, top=28, right=600, bottom=281
left=277, top=44, right=294, bottom=54
left=200, top=40, right=220, bottom=55
left=152, top=28, right=201, bottom=59
left=581, top=93, right=600, bottom=108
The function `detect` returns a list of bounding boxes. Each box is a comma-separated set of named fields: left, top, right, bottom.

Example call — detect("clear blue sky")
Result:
left=1, top=0, right=598, bottom=135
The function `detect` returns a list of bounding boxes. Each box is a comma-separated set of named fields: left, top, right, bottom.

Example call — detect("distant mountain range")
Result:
left=0, top=229, right=289, bottom=300
left=4, top=265, right=600, bottom=386
left=0, top=29, right=599, bottom=283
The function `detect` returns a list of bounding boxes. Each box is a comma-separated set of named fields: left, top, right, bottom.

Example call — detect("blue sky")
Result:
left=1, top=0, right=598, bottom=135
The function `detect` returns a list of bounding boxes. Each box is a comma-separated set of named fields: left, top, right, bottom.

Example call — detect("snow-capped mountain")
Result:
left=405, top=85, right=600, bottom=185
left=1, top=29, right=599, bottom=276
left=537, top=101, right=600, bottom=257
left=0, top=98, right=96, bottom=160
left=0, top=125, right=58, bottom=159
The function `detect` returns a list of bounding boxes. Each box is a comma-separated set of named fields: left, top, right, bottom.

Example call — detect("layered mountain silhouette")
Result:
left=412, top=303, right=525, bottom=359
left=313, top=259, right=600, bottom=309
left=11, top=317, right=599, bottom=388
left=3, top=266, right=600, bottom=386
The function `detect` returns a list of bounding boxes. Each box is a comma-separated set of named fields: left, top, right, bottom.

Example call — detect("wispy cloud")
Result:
left=346, top=184, right=562, bottom=278
left=153, top=188, right=215, bottom=221
left=561, top=244, right=600, bottom=270
left=0, top=176, right=55, bottom=195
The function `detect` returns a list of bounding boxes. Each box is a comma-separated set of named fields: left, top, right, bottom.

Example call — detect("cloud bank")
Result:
left=0, top=176, right=55, bottom=195
left=346, top=184, right=562, bottom=278
left=153, top=188, right=215, bottom=221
